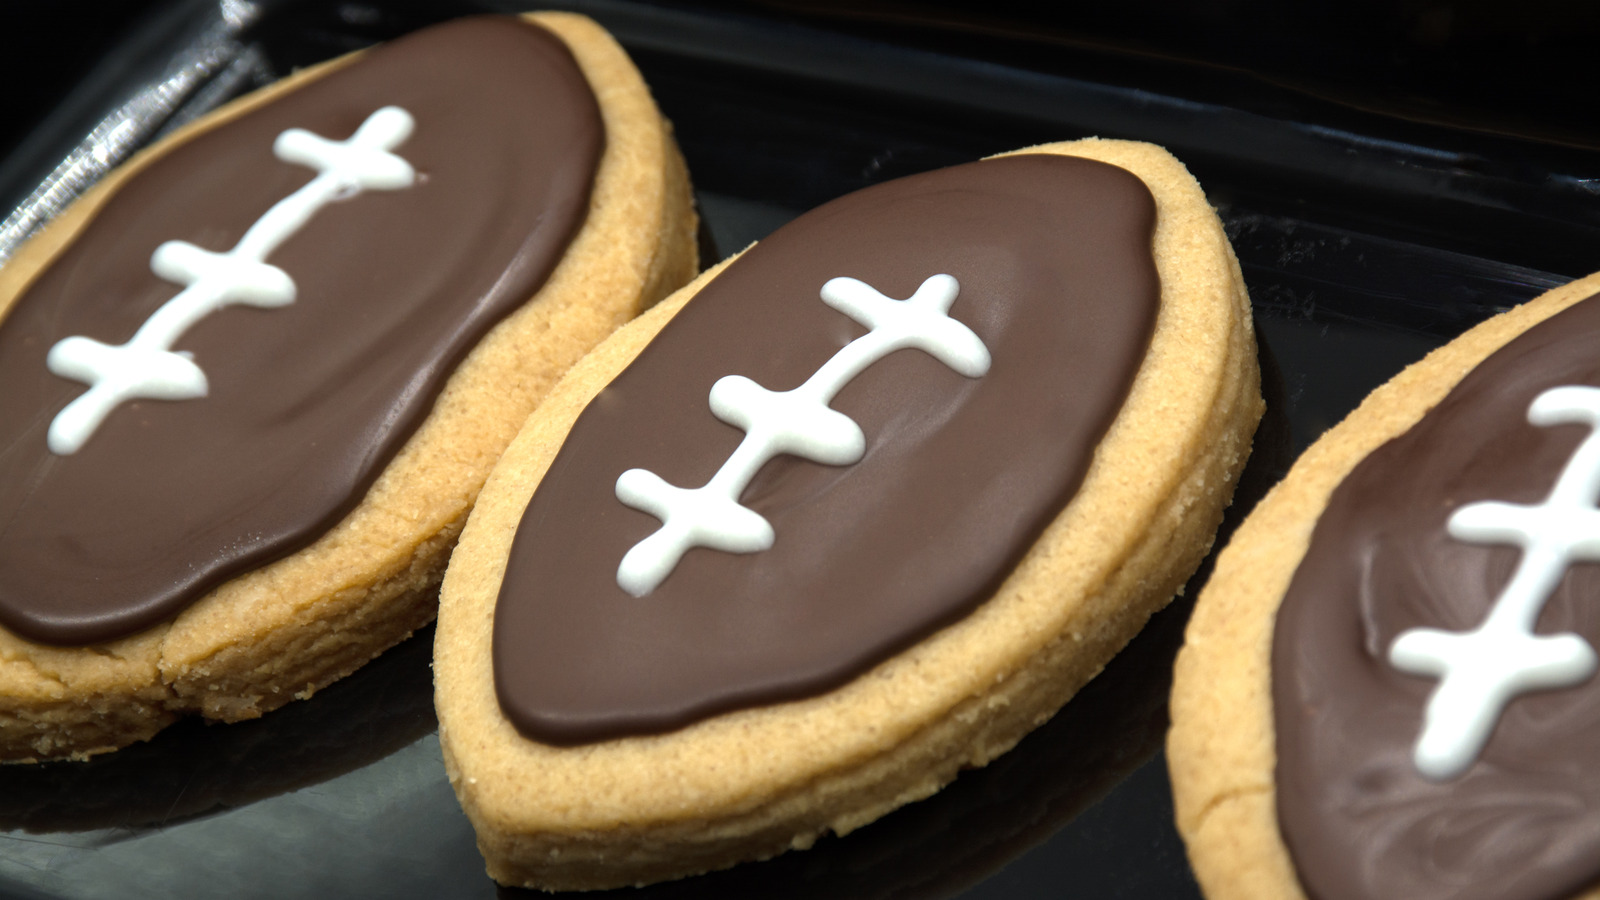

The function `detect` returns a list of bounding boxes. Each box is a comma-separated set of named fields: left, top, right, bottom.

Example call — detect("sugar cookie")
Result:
left=436, top=138, right=1259, bottom=888
left=0, top=13, right=696, bottom=761
left=1171, top=271, right=1600, bottom=900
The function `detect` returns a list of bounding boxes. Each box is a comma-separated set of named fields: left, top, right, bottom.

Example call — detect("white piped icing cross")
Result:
left=45, top=105, right=417, bottom=455
left=614, top=273, right=991, bottom=597
left=1389, top=384, right=1600, bottom=780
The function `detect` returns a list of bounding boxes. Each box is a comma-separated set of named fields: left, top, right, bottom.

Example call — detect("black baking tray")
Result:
left=1, top=1, right=1596, bottom=897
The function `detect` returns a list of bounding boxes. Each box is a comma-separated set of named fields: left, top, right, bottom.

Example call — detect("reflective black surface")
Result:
left=1, top=1, right=1594, bottom=897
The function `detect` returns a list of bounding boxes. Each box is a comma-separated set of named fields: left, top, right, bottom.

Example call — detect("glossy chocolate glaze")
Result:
left=1274, top=291, right=1600, bottom=900
left=0, top=17, right=602, bottom=645
left=493, top=154, right=1159, bottom=744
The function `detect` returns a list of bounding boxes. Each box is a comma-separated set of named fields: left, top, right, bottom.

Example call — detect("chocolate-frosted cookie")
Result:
left=434, top=138, right=1260, bottom=889
left=0, top=12, right=697, bottom=761
left=1170, top=270, right=1600, bottom=900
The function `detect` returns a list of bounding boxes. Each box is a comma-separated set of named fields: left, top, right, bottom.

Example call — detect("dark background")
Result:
left=8, top=1, right=1600, bottom=164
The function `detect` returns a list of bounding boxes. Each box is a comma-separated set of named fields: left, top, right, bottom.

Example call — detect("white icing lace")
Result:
left=45, top=105, right=417, bottom=455
left=614, top=273, right=991, bottom=596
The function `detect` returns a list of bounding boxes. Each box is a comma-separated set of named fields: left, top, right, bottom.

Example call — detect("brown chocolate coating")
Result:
left=1274, top=291, right=1600, bottom=900
left=493, top=154, right=1158, bottom=745
left=0, top=17, right=602, bottom=645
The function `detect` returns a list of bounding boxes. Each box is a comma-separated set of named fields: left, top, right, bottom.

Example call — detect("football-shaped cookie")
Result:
left=435, top=138, right=1261, bottom=889
left=0, top=13, right=697, bottom=760
left=1171, top=270, right=1600, bottom=900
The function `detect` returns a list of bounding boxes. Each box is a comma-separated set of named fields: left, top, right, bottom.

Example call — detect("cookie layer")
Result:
left=0, top=12, right=697, bottom=761
left=1169, top=271, right=1600, bottom=900
left=435, top=138, right=1260, bottom=889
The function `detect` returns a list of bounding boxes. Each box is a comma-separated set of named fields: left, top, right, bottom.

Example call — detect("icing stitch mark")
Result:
left=614, top=274, right=990, bottom=596
left=45, top=105, right=417, bottom=455
left=1390, top=384, right=1600, bottom=780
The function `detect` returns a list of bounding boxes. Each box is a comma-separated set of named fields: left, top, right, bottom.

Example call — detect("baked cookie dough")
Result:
left=435, top=138, right=1260, bottom=889
left=1170, top=271, right=1600, bottom=900
left=0, top=13, right=697, bottom=761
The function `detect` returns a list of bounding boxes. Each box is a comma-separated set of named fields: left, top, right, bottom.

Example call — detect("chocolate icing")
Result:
left=1274, top=291, right=1600, bottom=900
left=493, top=154, right=1159, bottom=744
left=0, top=17, right=602, bottom=645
